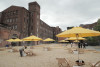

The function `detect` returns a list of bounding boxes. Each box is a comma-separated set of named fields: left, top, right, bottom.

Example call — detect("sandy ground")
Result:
left=0, top=44, right=100, bottom=67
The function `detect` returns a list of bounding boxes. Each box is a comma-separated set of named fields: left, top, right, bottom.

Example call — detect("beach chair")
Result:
left=56, top=58, right=70, bottom=67
left=30, top=46, right=34, bottom=49
left=43, top=47, right=51, bottom=51
left=7, top=47, right=12, bottom=49
left=89, top=61, right=100, bottom=67
left=0, top=48, right=5, bottom=51
left=85, top=49, right=96, bottom=52
left=93, top=51, right=100, bottom=53
left=47, top=47, right=51, bottom=51
left=25, top=50, right=36, bottom=56
left=67, top=48, right=73, bottom=54
left=78, top=49, right=84, bottom=54
left=12, top=48, right=19, bottom=52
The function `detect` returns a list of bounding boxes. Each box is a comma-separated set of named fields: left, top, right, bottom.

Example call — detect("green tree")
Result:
left=86, top=19, right=100, bottom=46
left=86, top=37, right=97, bottom=46
left=93, top=19, right=100, bottom=45
left=94, top=19, right=100, bottom=31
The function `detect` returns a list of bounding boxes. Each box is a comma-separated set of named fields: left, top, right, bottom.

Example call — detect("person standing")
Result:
left=83, top=42, right=86, bottom=49
left=80, top=40, right=84, bottom=48
left=80, top=43, right=83, bottom=48
left=78, top=42, right=81, bottom=48
left=71, top=43, right=73, bottom=47
left=19, top=47, right=24, bottom=57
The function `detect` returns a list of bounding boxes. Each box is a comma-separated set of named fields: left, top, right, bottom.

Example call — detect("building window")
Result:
left=8, top=12, right=10, bottom=16
left=7, top=19, right=9, bottom=22
left=12, top=26, right=14, bottom=30
left=9, top=19, right=12, bottom=22
left=13, top=11, right=16, bottom=15
left=15, top=25, right=17, bottom=30
left=10, top=11, right=12, bottom=15
left=16, top=10, right=18, bottom=14
left=15, top=18, right=18, bottom=22
left=12, top=11, right=14, bottom=15
left=11, top=25, right=17, bottom=30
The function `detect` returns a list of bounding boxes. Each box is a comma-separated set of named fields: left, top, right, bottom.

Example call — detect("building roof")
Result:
left=29, top=1, right=40, bottom=8
left=3, top=5, right=28, bottom=12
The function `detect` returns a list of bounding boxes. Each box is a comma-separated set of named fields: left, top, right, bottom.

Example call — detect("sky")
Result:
left=0, top=0, right=100, bottom=31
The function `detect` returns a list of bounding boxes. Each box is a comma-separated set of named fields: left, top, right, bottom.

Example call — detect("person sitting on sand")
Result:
left=24, top=45, right=27, bottom=49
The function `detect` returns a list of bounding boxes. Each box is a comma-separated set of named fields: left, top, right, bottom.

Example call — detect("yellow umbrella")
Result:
left=68, top=37, right=86, bottom=40
left=74, top=40, right=79, bottom=42
left=43, top=38, right=55, bottom=41
left=6, top=39, right=14, bottom=42
left=6, top=38, right=22, bottom=42
left=13, top=38, right=22, bottom=42
left=56, top=27, right=100, bottom=37
left=56, top=27, right=100, bottom=60
left=59, top=40, right=69, bottom=42
left=23, top=35, right=42, bottom=41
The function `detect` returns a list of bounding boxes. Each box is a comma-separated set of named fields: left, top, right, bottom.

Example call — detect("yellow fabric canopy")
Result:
left=6, top=38, right=22, bottom=42
left=56, top=27, right=100, bottom=37
left=68, top=37, right=86, bottom=40
left=6, top=39, right=14, bottom=42
left=56, top=27, right=100, bottom=60
left=74, top=40, right=79, bottom=42
left=13, top=38, right=22, bottom=42
left=23, top=35, right=42, bottom=41
left=43, top=38, right=55, bottom=41
left=58, top=40, right=69, bottom=42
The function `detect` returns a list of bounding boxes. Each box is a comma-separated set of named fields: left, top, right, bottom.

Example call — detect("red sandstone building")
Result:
left=80, top=22, right=98, bottom=30
left=0, top=24, right=20, bottom=46
left=0, top=1, right=62, bottom=46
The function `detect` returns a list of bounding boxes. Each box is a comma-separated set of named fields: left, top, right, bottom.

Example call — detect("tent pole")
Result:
left=76, top=33, right=79, bottom=60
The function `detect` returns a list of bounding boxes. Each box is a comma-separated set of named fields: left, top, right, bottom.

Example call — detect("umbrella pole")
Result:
left=76, top=34, right=79, bottom=60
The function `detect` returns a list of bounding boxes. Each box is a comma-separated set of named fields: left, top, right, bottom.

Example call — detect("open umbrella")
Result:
left=56, top=27, right=100, bottom=60
left=74, top=40, right=79, bottom=42
left=68, top=37, right=86, bottom=40
left=6, top=38, right=22, bottom=42
left=43, top=38, right=55, bottom=41
left=6, top=39, right=15, bottom=42
left=23, top=35, right=42, bottom=41
left=58, top=40, right=69, bottom=42
left=56, top=27, right=100, bottom=37
left=13, top=38, right=22, bottom=42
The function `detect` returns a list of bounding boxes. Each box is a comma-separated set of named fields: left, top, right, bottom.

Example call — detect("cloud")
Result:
left=0, top=0, right=100, bottom=31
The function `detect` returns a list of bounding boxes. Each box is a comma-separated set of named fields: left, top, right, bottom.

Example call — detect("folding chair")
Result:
left=56, top=58, right=70, bottom=67
left=89, top=61, right=100, bottom=67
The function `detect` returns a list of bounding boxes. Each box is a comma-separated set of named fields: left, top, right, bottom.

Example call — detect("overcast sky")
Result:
left=0, top=0, right=100, bottom=31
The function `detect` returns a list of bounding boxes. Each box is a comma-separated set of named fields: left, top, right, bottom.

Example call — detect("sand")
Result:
left=0, top=44, right=100, bottom=67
